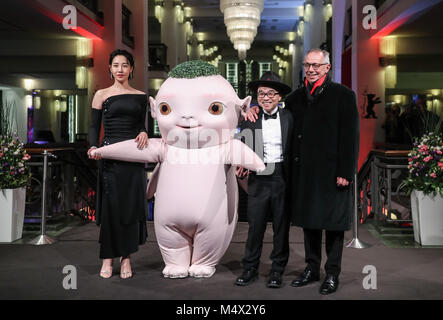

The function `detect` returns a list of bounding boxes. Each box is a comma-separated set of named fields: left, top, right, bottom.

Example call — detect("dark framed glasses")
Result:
left=303, top=63, right=328, bottom=70
left=257, top=90, right=279, bottom=98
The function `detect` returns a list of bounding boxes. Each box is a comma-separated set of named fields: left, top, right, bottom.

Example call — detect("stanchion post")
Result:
left=346, top=173, right=371, bottom=249
left=29, top=150, right=56, bottom=245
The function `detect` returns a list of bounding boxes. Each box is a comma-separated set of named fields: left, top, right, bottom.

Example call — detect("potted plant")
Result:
left=401, top=132, right=443, bottom=246
left=0, top=100, right=32, bottom=242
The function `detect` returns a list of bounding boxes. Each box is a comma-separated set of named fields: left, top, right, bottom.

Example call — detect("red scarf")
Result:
left=305, top=74, right=327, bottom=95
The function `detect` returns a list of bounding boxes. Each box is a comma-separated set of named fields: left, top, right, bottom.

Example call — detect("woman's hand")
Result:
left=87, top=146, right=101, bottom=160
left=245, top=106, right=260, bottom=122
left=135, top=132, right=149, bottom=149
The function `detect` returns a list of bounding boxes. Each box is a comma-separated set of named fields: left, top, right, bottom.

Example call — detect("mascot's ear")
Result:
left=238, top=96, right=252, bottom=117
left=149, top=96, right=157, bottom=119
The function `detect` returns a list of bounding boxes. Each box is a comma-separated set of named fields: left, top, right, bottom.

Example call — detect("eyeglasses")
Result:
left=303, top=63, right=328, bottom=70
left=257, top=91, right=279, bottom=98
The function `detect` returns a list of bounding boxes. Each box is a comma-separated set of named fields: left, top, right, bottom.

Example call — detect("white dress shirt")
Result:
left=262, top=108, right=283, bottom=163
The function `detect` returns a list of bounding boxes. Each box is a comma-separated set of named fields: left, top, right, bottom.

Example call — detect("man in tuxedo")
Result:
left=235, top=72, right=293, bottom=288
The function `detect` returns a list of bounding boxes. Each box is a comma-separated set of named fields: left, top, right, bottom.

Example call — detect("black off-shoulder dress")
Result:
left=91, top=94, right=148, bottom=259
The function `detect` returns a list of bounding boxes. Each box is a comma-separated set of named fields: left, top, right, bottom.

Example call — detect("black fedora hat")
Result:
left=248, top=71, right=292, bottom=96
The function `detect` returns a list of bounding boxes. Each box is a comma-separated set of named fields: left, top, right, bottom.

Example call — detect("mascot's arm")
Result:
left=225, top=139, right=265, bottom=172
left=91, top=138, right=164, bottom=163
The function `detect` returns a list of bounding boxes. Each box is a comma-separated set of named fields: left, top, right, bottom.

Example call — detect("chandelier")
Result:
left=220, top=0, right=264, bottom=60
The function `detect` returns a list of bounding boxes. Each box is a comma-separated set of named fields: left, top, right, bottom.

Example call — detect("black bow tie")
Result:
left=264, top=113, right=278, bottom=120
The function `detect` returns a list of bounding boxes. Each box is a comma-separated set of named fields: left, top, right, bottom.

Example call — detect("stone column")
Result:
left=161, top=0, right=178, bottom=69
left=332, top=0, right=346, bottom=83
left=303, top=0, right=326, bottom=56
left=351, top=0, right=385, bottom=168
left=131, top=0, right=149, bottom=93
left=285, top=60, right=292, bottom=88
left=188, top=35, right=200, bottom=60
left=177, top=16, right=188, bottom=64
left=294, top=34, right=304, bottom=88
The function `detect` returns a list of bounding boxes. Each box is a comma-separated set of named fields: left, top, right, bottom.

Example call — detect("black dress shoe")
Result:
left=319, top=274, right=339, bottom=295
left=266, top=271, right=283, bottom=288
left=235, top=268, right=258, bottom=286
left=291, top=268, right=320, bottom=287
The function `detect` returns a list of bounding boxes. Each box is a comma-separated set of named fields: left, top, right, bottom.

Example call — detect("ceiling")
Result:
left=0, top=0, right=82, bottom=40
left=183, top=0, right=302, bottom=33
left=391, top=1, right=443, bottom=38
left=1, top=0, right=304, bottom=62
left=150, top=0, right=304, bottom=60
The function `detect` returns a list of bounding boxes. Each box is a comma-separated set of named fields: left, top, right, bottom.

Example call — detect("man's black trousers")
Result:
left=303, top=228, right=345, bottom=277
left=242, top=164, right=290, bottom=274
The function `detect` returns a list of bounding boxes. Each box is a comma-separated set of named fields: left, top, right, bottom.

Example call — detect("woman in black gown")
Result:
left=88, top=49, right=148, bottom=279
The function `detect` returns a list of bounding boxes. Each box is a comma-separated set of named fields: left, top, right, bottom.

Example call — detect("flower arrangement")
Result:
left=0, top=135, right=31, bottom=189
left=401, top=132, right=443, bottom=196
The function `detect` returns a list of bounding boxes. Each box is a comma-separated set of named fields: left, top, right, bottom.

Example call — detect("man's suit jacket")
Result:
left=236, top=107, right=293, bottom=196
left=285, top=78, right=359, bottom=231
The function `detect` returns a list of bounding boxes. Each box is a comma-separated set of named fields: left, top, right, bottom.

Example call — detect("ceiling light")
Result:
left=154, top=1, right=164, bottom=23
left=26, top=95, right=33, bottom=109
left=220, top=0, right=264, bottom=60
left=23, top=79, right=34, bottom=90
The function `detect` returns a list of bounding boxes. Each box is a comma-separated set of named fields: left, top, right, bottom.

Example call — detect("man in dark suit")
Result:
left=235, top=72, right=293, bottom=288
left=285, top=49, right=359, bottom=295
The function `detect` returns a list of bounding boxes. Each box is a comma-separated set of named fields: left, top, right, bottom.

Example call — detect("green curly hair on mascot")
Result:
left=168, top=60, right=221, bottom=79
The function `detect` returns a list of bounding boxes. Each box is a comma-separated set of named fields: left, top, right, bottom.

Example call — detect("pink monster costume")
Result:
left=92, top=61, right=265, bottom=278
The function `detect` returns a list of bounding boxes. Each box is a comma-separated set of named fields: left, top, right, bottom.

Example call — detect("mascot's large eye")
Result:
left=159, top=103, right=171, bottom=115
left=209, top=102, right=224, bottom=115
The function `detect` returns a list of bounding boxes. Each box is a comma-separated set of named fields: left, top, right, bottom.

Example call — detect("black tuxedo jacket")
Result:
left=236, top=107, right=293, bottom=196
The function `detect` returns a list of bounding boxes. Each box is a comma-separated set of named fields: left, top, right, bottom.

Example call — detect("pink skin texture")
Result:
left=92, top=75, right=265, bottom=278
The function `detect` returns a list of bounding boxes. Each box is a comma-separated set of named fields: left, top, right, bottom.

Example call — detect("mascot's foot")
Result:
left=162, top=265, right=189, bottom=279
left=189, top=265, right=216, bottom=278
